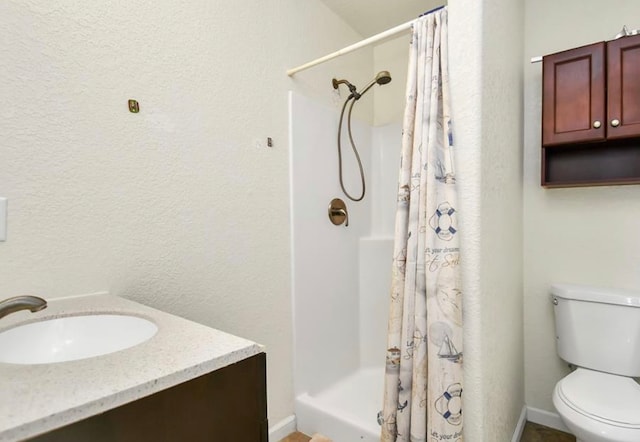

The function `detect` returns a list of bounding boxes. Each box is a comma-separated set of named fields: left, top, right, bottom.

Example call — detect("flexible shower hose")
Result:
left=337, top=95, right=366, bottom=202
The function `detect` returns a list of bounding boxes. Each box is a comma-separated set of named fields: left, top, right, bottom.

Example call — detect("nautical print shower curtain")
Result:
left=381, top=8, right=463, bottom=442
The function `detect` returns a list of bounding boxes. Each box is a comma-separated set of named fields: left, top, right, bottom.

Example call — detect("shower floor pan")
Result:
left=295, top=366, right=384, bottom=442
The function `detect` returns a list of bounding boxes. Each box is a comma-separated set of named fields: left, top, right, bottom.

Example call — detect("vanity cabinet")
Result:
left=541, top=34, right=640, bottom=186
left=28, top=353, right=268, bottom=442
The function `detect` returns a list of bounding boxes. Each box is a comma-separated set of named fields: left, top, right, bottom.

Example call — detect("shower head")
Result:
left=358, top=70, right=392, bottom=98
left=375, top=70, right=392, bottom=85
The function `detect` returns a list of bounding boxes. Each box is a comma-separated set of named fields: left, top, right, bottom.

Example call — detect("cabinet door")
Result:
left=29, top=354, right=268, bottom=442
left=607, top=34, right=640, bottom=140
left=542, top=42, right=606, bottom=146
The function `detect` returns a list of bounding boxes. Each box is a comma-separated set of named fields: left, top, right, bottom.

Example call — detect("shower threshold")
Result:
left=295, top=366, right=384, bottom=442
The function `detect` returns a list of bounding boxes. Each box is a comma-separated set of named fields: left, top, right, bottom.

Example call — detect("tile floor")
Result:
left=279, top=432, right=310, bottom=442
left=278, top=422, right=575, bottom=442
left=520, top=422, right=575, bottom=442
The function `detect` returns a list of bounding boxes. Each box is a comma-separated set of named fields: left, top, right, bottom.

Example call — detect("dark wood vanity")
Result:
left=541, top=34, right=640, bottom=187
left=28, top=353, right=268, bottom=442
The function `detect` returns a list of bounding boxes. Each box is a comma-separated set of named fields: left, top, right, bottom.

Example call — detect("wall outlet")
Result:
left=0, top=197, right=6, bottom=241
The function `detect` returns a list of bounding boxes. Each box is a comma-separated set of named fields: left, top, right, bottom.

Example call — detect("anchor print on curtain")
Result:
left=380, top=8, right=463, bottom=442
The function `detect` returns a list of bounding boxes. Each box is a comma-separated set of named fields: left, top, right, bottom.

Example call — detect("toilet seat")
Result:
left=556, top=368, right=640, bottom=429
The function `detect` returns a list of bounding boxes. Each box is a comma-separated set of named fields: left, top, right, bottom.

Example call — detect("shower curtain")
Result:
left=381, top=8, right=463, bottom=442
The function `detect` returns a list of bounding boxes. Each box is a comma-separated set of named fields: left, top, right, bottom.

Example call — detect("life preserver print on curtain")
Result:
left=381, top=7, right=463, bottom=442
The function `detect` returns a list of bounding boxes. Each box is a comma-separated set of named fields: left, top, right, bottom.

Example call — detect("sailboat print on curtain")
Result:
left=437, top=334, right=462, bottom=363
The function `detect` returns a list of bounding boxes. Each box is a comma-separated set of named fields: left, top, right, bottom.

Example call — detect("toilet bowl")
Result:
left=552, top=369, right=640, bottom=442
left=550, top=284, right=640, bottom=442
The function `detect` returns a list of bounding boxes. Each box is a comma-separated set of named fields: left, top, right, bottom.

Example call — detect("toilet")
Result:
left=551, top=284, right=640, bottom=442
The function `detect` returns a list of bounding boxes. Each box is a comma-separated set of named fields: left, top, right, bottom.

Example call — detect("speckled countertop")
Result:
left=0, top=293, right=263, bottom=442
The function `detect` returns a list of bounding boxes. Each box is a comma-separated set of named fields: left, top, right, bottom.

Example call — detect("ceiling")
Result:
left=320, top=0, right=444, bottom=37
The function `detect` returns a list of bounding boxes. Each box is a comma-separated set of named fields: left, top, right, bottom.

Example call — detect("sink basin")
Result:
left=0, top=314, right=158, bottom=364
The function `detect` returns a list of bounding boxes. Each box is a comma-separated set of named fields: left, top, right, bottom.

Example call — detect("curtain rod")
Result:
left=286, top=5, right=445, bottom=77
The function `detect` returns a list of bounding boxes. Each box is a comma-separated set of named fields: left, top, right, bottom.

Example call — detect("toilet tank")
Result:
left=551, top=283, right=640, bottom=377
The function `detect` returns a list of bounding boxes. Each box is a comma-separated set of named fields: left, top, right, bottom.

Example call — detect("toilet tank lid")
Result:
left=551, top=283, right=640, bottom=307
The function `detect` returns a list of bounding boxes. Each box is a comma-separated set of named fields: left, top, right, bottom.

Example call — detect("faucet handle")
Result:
left=328, top=198, right=349, bottom=227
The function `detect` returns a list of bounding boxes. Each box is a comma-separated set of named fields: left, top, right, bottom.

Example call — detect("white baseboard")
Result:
left=526, top=406, right=570, bottom=434
left=269, top=415, right=297, bottom=442
left=511, top=405, right=527, bottom=442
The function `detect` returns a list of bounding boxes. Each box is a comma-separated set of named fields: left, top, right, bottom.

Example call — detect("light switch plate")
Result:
left=0, top=198, right=6, bottom=241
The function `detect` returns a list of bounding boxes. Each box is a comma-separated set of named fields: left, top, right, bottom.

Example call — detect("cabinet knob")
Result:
left=593, top=120, right=602, bottom=129
left=611, top=119, right=621, bottom=127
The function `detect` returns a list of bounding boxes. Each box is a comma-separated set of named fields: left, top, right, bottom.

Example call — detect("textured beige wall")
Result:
left=478, top=0, right=526, bottom=438
left=450, top=0, right=524, bottom=439
left=523, top=0, right=640, bottom=413
left=0, top=0, right=373, bottom=425
left=448, top=2, right=485, bottom=439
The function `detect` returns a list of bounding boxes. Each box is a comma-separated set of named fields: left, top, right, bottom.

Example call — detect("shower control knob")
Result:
left=611, top=119, right=621, bottom=127
left=592, top=120, right=601, bottom=129
left=328, top=198, right=349, bottom=227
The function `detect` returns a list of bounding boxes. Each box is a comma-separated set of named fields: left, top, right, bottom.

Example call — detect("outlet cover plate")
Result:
left=0, top=198, right=6, bottom=241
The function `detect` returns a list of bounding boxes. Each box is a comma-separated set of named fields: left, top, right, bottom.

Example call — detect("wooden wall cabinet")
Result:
left=541, top=34, right=640, bottom=187
left=542, top=42, right=606, bottom=146
left=607, top=35, right=640, bottom=139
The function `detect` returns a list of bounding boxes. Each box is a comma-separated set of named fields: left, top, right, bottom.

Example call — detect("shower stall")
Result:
left=285, top=1, right=529, bottom=440
left=289, top=90, right=401, bottom=441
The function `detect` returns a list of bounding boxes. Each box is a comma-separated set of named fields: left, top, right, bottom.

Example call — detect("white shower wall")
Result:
left=359, top=123, right=401, bottom=369
left=370, top=124, right=402, bottom=236
left=290, top=90, right=401, bottom=440
left=290, top=90, right=371, bottom=396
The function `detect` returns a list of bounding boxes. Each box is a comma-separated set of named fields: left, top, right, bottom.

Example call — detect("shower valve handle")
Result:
left=328, top=199, right=349, bottom=227
left=330, top=209, right=348, bottom=227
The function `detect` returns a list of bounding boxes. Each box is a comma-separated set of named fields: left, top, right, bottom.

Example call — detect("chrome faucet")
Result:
left=0, top=296, right=47, bottom=320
